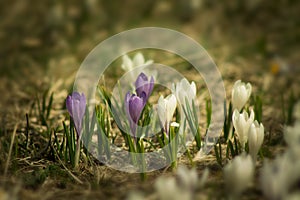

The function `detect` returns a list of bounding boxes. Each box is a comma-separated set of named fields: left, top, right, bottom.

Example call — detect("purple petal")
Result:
left=71, top=92, right=82, bottom=100
left=66, top=96, right=73, bottom=117
left=129, top=95, right=144, bottom=123
left=124, top=92, right=131, bottom=120
left=149, top=76, right=154, bottom=96
left=135, top=73, right=154, bottom=103
left=66, top=92, right=86, bottom=136
left=139, top=91, right=147, bottom=105
left=135, top=73, right=148, bottom=97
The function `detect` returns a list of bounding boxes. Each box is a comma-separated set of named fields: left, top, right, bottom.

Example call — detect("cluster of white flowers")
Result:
left=157, top=78, right=197, bottom=137
left=231, top=80, right=264, bottom=163
left=223, top=80, right=265, bottom=199
left=127, top=165, right=209, bottom=200
left=228, top=80, right=300, bottom=199
left=172, top=78, right=197, bottom=108
left=260, top=102, right=300, bottom=199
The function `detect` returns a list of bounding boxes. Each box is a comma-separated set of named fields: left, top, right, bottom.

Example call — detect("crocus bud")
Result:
left=232, top=109, right=254, bottom=150
left=232, top=80, right=252, bottom=111
left=157, top=94, right=177, bottom=134
left=172, top=78, right=196, bottom=108
left=124, top=92, right=145, bottom=137
left=135, top=72, right=154, bottom=104
left=224, top=154, right=254, bottom=198
left=66, top=92, right=86, bottom=138
left=248, top=120, right=264, bottom=163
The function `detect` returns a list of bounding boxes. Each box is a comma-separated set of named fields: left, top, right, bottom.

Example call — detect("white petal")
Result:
left=248, top=123, right=258, bottom=157
left=232, top=80, right=252, bottom=111
left=133, top=52, right=145, bottom=66
left=121, top=55, right=133, bottom=71
left=170, top=122, right=180, bottom=127
left=166, top=94, right=177, bottom=122
left=246, top=83, right=252, bottom=98
left=190, top=81, right=197, bottom=97
left=257, top=123, right=264, bottom=147
left=157, top=95, right=166, bottom=125
left=232, top=109, right=240, bottom=131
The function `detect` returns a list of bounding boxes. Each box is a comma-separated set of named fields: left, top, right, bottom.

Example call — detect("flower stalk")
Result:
left=66, top=92, right=86, bottom=169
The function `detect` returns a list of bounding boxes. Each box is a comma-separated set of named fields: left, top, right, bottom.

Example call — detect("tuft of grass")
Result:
left=252, top=95, right=263, bottom=123
left=36, top=90, right=54, bottom=128
left=286, top=90, right=296, bottom=125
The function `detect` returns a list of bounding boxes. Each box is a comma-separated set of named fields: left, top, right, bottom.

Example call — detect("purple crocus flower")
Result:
left=135, top=73, right=154, bottom=104
left=66, top=92, right=86, bottom=138
left=124, top=91, right=146, bottom=137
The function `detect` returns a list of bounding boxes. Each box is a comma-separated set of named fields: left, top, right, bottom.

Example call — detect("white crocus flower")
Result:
left=157, top=94, right=177, bottom=134
left=224, top=154, right=254, bottom=199
left=172, top=78, right=196, bottom=108
left=121, top=52, right=153, bottom=72
left=284, top=121, right=300, bottom=160
left=155, top=176, right=191, bottom=200
left=284, top=121, right=300, bottom=148
left=121, top=52, right=154, bottom=83
left=248, top=120, right=264, bottom=163
left=232, top=80, right=252, bottom=111
left=176, top=165, right=198, bottom=191
left=155, top=165, right=208, bottom=200
left=260, top=155, right=295, bottom=200
left=232, top=109, right=255, bottom=150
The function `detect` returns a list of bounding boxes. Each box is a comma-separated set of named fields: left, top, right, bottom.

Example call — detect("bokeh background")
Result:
left=0, top=0, right=299, bottom=199
left=1, top=0, right=299, bottom=121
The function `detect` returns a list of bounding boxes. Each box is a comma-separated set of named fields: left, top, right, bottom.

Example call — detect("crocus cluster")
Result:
left=171, top=78, right=198, bottom=140
left=124, top=73, right=154, bottom=137
left=231, top=80, right=264, bottom=162
left=66, top=92, right=86, bottom=138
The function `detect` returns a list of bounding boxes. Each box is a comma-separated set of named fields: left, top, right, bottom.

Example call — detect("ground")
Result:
left=0, top=0, right=299, bottom=199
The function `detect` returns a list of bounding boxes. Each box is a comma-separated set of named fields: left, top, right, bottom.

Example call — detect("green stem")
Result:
left=74, top=139, right=80, bottom=170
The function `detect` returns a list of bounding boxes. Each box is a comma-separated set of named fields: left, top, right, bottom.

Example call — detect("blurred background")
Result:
left=1, top=0, right=299, bottom=75
left=0, top=0, right=299, bottom=120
